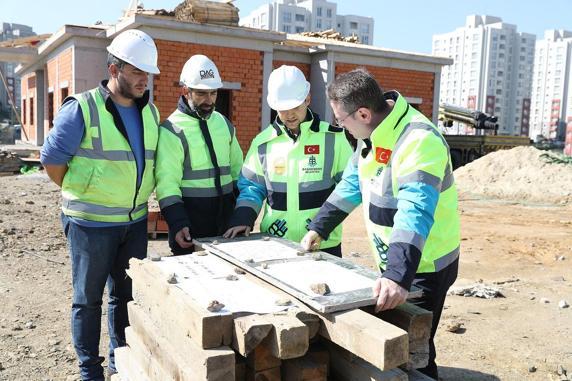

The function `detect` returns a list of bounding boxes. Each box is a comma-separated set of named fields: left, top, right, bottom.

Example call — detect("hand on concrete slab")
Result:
left=223, top=225, right=251, bottom=239
left=175, top=227, right=194, bottom=248
left=372, top=277, right=408, bottom=313
left=301, top=230, right=322, bottom=252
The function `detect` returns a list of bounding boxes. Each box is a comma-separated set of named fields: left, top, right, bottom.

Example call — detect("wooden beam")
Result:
left=371, top=303, right=432, bottom=369
left=266, top=314, right=309, bottom=359
left=233, top=314, right=273, bottom=356
left=128, top=258, right=233, bottom=349
left=325, top=341, right=408, bottom=381
left=127, top=302, right=235, bottom=380
left=318, top=308, right=408, bottom=371
left=114, top=346, right=152, bottom=381
left=246, top=366, right=281, bottom=381
left=246, top=336, right=281, bottom=372
left=282, top=356, right=328, bottom=381
left=407, top=369, right=436, bottom=381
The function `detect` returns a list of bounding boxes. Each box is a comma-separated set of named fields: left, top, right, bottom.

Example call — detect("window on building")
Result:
left=295, top=26, right=304, bottom=33
left=317, top=7, right=322, bottom=16
left=362, top=35, right=369, bottom=44
left=316, top=19, right=322, bottom=28
left=283, top=24, right=291, bottom=33
left=350, top=22, right=358, bottom=29
left=22, top=99, right=26, bottom=124
left=61, top=87, right=69, bottom=105
left=283, top=12, right=292, bottom=23
left=326, top=8, right=332, bottom=18
left=30, top=97, right=34, bottom=125
left=295, top=14, right=304, bottom=22
left=215, top=89, right=232, bottom=120
left=48, top=92, right=54, bottom=129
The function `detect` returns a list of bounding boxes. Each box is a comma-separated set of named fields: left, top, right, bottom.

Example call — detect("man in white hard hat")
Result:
left=155, top=54, right=243, bottom=254
left=223, top=65, right=352, bottom=256
left=40, top=29, right=160, bottom=381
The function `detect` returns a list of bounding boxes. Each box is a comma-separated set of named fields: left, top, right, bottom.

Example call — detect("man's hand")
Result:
left=223, top=225, right=251, bottom=239
left=301, top=230, right=323, bottom=252
left=372, top=277, right=408, bottom=313
left=175, top=227, right=193, bottom=249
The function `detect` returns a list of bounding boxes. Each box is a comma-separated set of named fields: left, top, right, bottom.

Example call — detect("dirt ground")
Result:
left=1, top=172, right=571, bottom=381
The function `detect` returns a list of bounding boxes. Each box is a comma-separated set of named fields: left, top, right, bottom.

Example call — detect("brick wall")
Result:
left=153, top=40, right=264, bottom=150
left=335, top=63, right=435, bottom=119
left=273, top=60, right=311, bottom=80
left=46, top=48, right=73, bottom=137
left=20, top=73, right=36, bottom=142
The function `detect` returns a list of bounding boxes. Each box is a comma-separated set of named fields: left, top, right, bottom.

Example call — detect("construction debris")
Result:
left=0, top=151, right=23, bottom=174
left=0, top=34, right=51, bottom=48
left=174, top=0, right=240, bottom=26
left=297, top=28, right=360, bottom=43
left=448, top=283, right=504, bottom=299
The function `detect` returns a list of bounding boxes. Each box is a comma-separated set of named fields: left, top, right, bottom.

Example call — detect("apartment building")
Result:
left=433, top=15, right=535, bottom=136
left=240, top=0, right=374, bottom=45
left=530, top=30, right=572, bottom=143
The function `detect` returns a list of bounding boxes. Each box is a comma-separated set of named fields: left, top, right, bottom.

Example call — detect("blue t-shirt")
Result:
left=40, top=99, right=145, bottom=227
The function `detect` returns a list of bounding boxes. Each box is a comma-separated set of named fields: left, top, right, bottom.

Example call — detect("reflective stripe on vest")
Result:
left=61, top=88, right=158, bottom=222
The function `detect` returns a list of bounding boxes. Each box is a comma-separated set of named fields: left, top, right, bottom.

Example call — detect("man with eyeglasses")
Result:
left=301, top=68, right=460, bottom=380
left=40, top=30, right=161, bottom=380
left=223, top=65, right=352, bottom=257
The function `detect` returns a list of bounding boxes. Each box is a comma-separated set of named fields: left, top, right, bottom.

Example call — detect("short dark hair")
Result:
left=107, top=53, right=126, bottom=69
left=326, top=68, right=388, bottom=114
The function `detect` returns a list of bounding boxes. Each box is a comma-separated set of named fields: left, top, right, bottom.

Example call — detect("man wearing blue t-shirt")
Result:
left=40, top=30, right=160, bottom=381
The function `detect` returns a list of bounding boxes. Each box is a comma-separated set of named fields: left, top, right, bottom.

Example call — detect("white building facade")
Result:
left=240, top=0, right=374, bottom=45
left=432, top=15, right=535, bottom=136
left=530, top=30, right=572, bottom=141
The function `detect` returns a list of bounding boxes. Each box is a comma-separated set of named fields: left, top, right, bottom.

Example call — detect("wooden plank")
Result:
left=246, top=336, right=281, bottom=372
left=266, top=314, right=309, bottom=359
left=128, top=258, right=233, bottom=349
left=370, top=303, right=432, bottom=369
left=236, top=357, right=247, bottom=381
left=196, top=234, right=422, bottom=313
left=282, top=356, right=328, bottom=381
left=318, top=308, right=408, bottom=371
left=124, top=327, right=174, bottom=380
left=246, top=366, right=281, bottom=381
left=325, top=341, right=408, bottom=381
left=233, top=314, right=273, bottom=356
left=127, top=302, right=235, bottom=380
left=114, top=346, right=152, bottom=381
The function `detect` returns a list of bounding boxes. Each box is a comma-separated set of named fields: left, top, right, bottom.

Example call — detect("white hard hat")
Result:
left=107, top=29, right=160, bottom=74
left=267, top=65, right=310, bottom=111
left=180, top=55, right=223, bottom=90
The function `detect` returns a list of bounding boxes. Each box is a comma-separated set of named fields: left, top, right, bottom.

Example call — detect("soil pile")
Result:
left=454, top=146, right=572, bottom=205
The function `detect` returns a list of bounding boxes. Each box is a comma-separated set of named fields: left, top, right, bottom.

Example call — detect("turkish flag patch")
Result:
left=304, top=145, right=320, bottom=155
left=375, top=147, right=392, bottom=164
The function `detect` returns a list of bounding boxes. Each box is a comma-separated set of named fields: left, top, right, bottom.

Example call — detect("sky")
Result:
left=1, top=0, right=571, bottom=53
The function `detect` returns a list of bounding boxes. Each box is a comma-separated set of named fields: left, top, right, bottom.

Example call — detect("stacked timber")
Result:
left=297, top=29, right=360, bottom=44
left=174, top=0, right=240, bottom=26
left=114, top=251, right=434, bottom=380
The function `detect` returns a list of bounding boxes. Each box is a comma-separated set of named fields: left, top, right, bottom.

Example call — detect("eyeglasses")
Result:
left=334, top=107, right=360, bottom=128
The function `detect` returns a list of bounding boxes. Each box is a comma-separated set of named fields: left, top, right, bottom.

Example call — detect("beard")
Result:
left=193, top=103, right=215, bottom=119
left=117, top=75, right=144, bottom=100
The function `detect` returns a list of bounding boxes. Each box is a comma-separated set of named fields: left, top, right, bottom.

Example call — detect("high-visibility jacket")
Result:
left=61, top=82, right=159, bottom=223
left=155, top=96, right=243, bottom=237
left=229, top=110, right=352, bottom=249
left=309, top=91, right=460, bottom=288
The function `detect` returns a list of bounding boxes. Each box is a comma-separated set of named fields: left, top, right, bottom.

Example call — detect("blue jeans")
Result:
left=61, top=214, right=148, bottom=381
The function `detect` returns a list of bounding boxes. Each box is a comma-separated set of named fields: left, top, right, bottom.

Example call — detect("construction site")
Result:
left=0, top=1, right=572, bottom=381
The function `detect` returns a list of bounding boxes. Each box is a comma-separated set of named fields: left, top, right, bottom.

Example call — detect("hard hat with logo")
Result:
left=267, top=65, right=310, bottom=111
left=107, top=29, right=160, bottom=74
left=180, top=55, right=223, bottom=90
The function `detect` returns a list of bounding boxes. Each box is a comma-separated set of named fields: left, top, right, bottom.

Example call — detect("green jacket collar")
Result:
left=370, top=91, right=410, bottom=150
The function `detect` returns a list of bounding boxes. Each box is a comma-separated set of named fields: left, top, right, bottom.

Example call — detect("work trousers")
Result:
left=408, top=258, right=459, bottom=380
left=62, top=214, right=148, bottom=381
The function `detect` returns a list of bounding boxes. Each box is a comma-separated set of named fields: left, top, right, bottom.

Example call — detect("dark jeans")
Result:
left=61, top=214, right=148, bottom=381
left=408, top=258, right=459, bottom=380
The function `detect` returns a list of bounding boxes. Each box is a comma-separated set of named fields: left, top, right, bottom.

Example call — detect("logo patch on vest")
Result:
left=273, top=157, right=286, bottom=175
left=268, top=219, right=288, bottom=237
left=373, top=233, right=389, bottom=266
left=302, top=155, right=322, bottom=174
left=200, top=69, right=215, bottom=80
left=304, top=145, right=320, bottom=155
left=375, top=147, right=392, bottom=164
